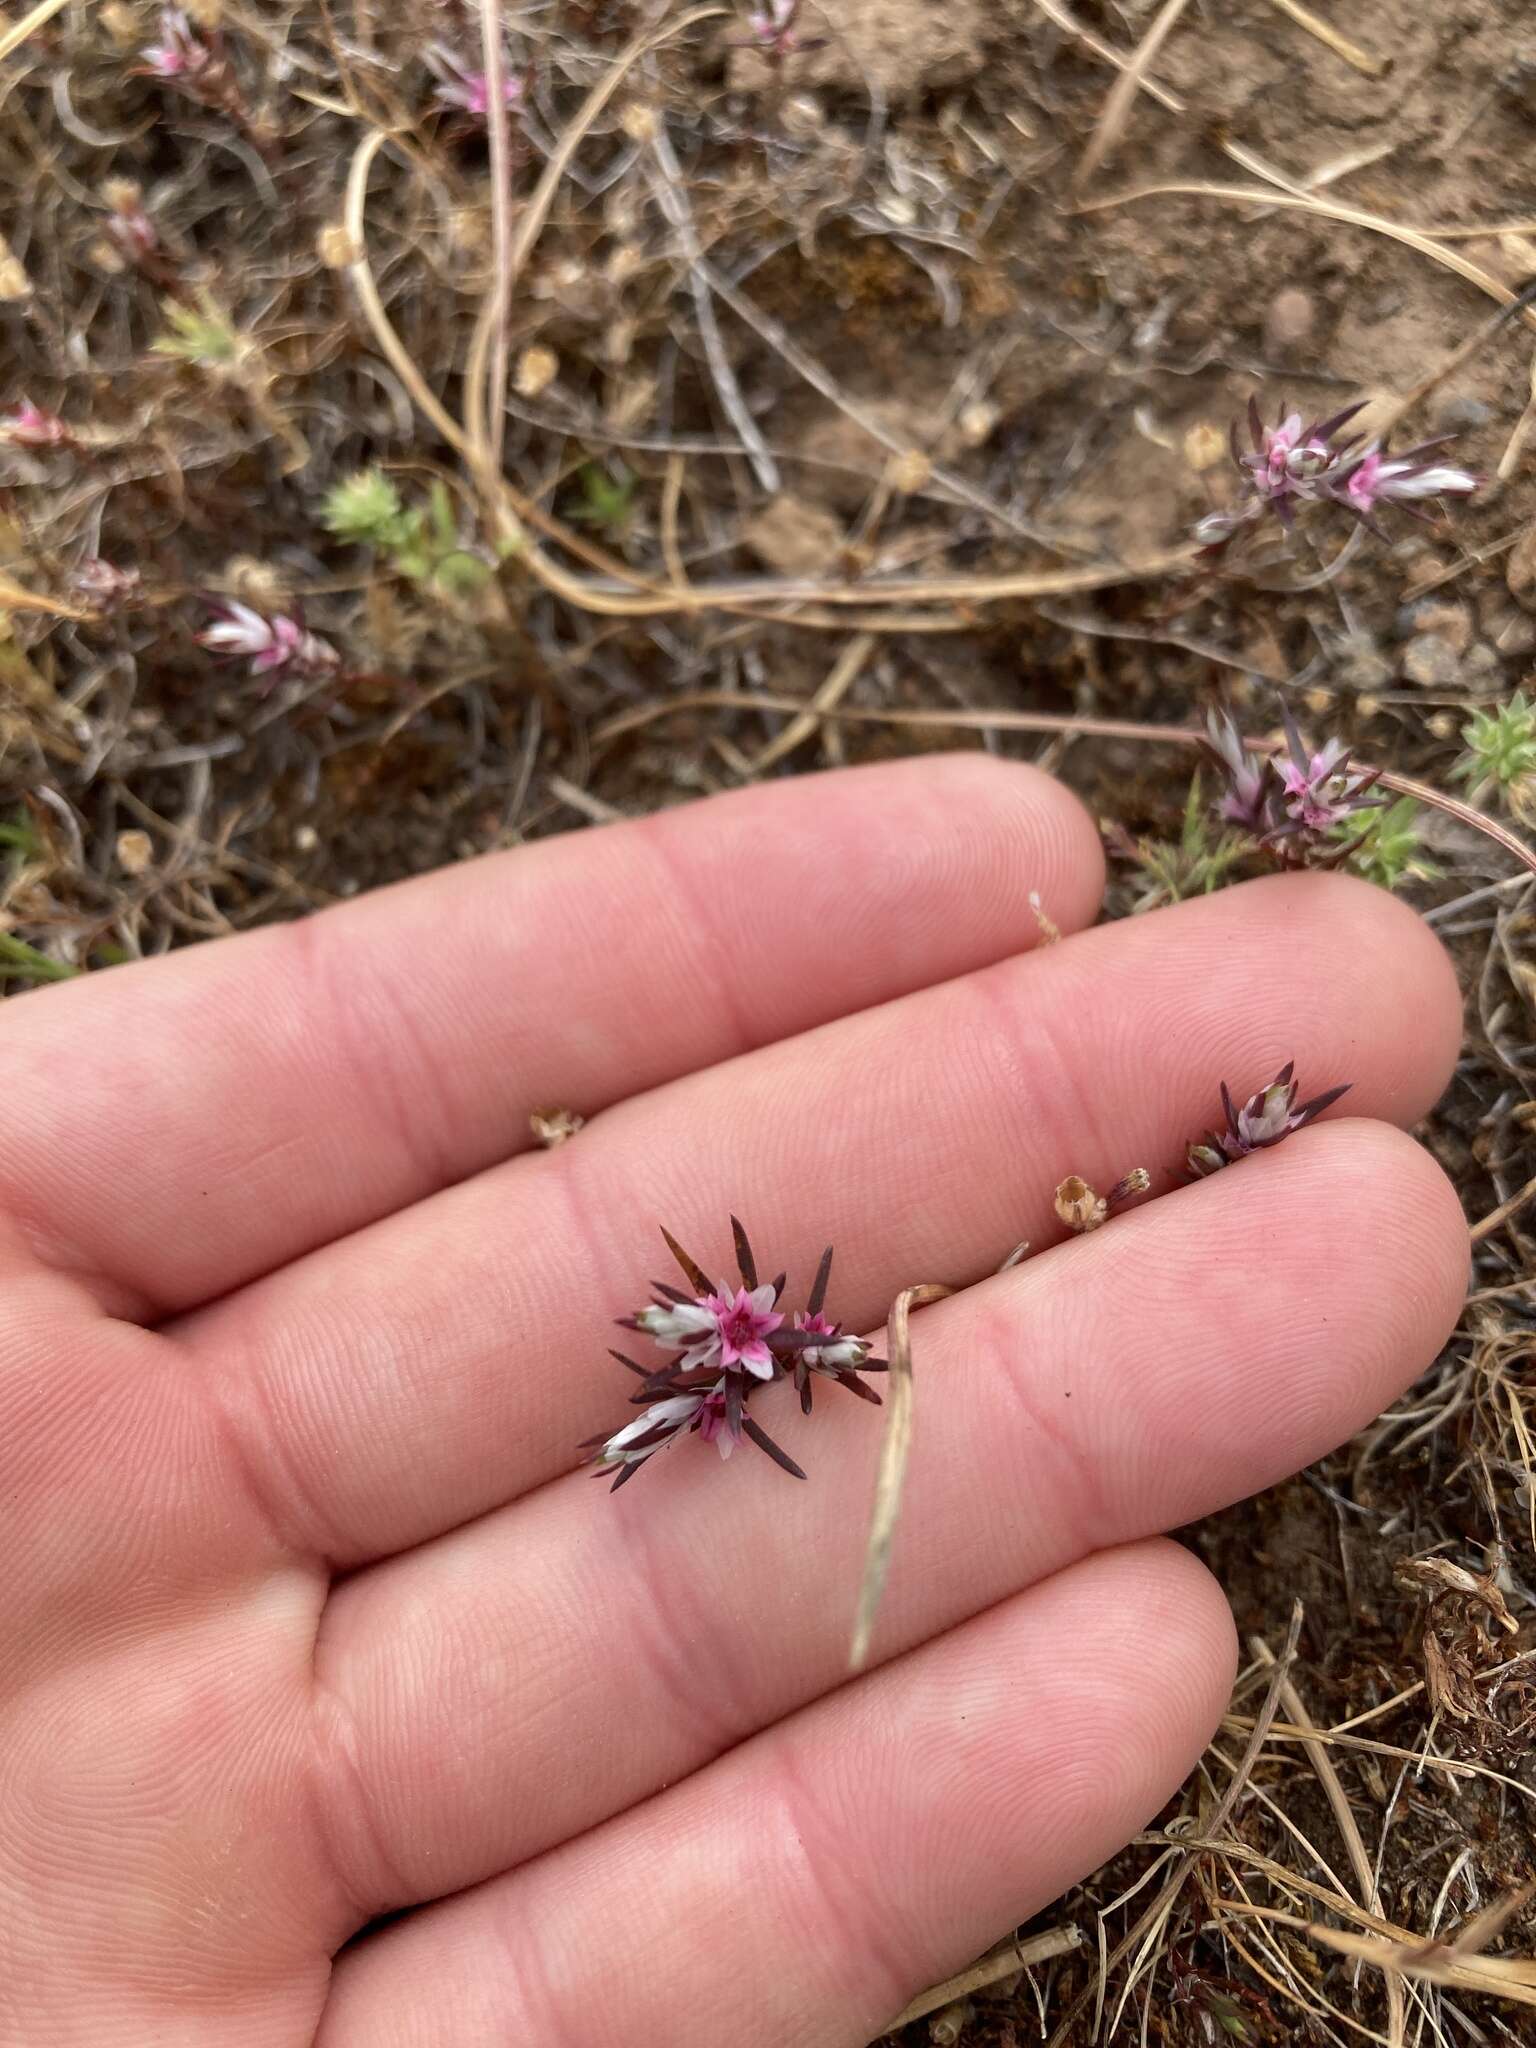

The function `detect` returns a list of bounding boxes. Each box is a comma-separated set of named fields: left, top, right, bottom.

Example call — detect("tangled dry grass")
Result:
left=3, top=2, right=1536, bottom=2042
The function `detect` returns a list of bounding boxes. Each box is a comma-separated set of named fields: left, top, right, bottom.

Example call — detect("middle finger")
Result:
left=179, top=870, right=1456, bottom=1567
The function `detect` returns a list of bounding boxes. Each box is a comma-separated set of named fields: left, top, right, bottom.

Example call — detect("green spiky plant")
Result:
left=322, top=469, right=489, bottom=597
left=1454, top=688, right=1536, bottom=813
left=1333, top=795, right=1438, bottom=889
left=1114, top=773, right=1251, bottom=913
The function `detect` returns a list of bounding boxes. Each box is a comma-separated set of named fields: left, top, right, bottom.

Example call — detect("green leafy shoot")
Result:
left=569, top=461, right=637, bottom=536
left=0, top=932, right=77, bottom=984
left=1112, top=772, right=1250, bottom=913
left=0, top=812, right=41, bottom=859
left=152, top=294, right=242, bottom=369
left=1332, top=795, right=1438, bottom=889
left=321, top=469, right=488, bottom=595
left=1454, top=688, right=1536, bottom=811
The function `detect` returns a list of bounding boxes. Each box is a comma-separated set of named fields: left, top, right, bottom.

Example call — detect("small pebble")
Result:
left=1435, top=394, right=1492, bottom=431
left=1263, top=286, right=1315, bottom=353
left=116, top=829, right=153, bottom=876
left=1507, top=521, right=1536, bottom=612
left=1400, top=635, right=1462, bottom=689
left=1485, top=604, right=1536, bottom=657
left=1409, top=601, right=1474, bottom=654
left=1462, top=642, right=1502, bottom=686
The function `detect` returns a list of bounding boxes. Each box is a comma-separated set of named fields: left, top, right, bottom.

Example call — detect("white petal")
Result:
left=747, top=1282, right=779, bottom=1315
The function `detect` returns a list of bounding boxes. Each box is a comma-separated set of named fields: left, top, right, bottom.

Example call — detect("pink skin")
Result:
left=0, top=758, right=1467, bottom=2044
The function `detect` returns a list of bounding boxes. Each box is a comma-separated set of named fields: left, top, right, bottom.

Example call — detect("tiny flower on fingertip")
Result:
left=1183, top=1061, right=1350, bottom=1179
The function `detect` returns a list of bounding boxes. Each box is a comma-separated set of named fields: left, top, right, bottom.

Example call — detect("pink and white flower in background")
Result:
left=2, top=400, right=72, bottom=449
left=197, top=600, right=340, bottom=682
left=140, top=6, right=214, bottom=80
left=425, top=44, right=525, bottom=119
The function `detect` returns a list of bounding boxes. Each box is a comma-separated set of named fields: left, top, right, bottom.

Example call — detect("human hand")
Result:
left=0, top=756, right=1468, bottom=2047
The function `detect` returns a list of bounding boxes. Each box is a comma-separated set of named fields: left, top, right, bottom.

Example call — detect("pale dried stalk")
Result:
left=1252, top=1640, right=1406, bottom=2048
left=1075, top=181, right=1536, bottom=338
left=0, top=0, right=69, bottom=65
left=645, top=123, right=779, bottom=493
left=890, top=1925, right=1084, bottom=2030
left=1260, top=0, right=1390, bottom=78
left=849, top=1281, right=954, bottom=1672
left=1074, top=0, right=1191, bottom=188
left=1028, top=0, right=1185, bottom=115
left=749, top=632, right=875, bottom=772
left=593, top=692, right=1536, bottom=881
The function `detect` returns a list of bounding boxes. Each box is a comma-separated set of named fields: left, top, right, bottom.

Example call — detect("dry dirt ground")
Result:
left=3, top=2, right=1536, bottom=2043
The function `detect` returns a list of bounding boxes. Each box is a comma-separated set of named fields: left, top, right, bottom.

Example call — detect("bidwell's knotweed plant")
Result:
left=1184, top=1063, right=1351, bottom=1181
left=584, top=1220, right=883, bottom=1489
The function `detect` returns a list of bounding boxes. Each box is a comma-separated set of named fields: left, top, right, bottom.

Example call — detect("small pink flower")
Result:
left=3, top=400, right=71, bottom=449
left=73, top=558, right=142, bottom=609
left=197, top=600, right=340, bottom=681
left=595, top=1392, right=707, bottom=1470
left=590, top=1221, right=881, bottom=1489
left=709, top=1284, right=784, bottom=1378
left=426, top=43, right=524, bottom=118
left=695, top=1383, right=739, bottom=1459
left=739, top=0, right=824, bottom=56
left=794, top=1309, right=870, bottom=1375
left=1337, top=442, right=1479, bottom=515
left=141, top=6, right=212, bottom=78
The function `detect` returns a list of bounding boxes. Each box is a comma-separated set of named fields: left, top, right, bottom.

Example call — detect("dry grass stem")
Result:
left=890, top=1925, right=1085, bottom=2029
left=848, top=1281, right=954, bottom=1673
left=1073, top=0, right=1192, bottom=189
left=1260, top=0, right=1392, bottom=78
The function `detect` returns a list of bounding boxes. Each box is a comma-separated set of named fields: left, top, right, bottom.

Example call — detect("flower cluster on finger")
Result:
left=1184, top=1061, right=1351, bottom=1179
left=584, top=1220, right=884, bottom=1489
left=1193, top=396, right=1478, bottom=551
left=1203, top=703, right=1381, bottom=864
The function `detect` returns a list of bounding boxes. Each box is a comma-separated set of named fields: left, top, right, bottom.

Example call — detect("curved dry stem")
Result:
left=1074, top=182, right=1536, bottom=336
left=849, top=1280, right=954, bottom=1674
left=595, top=692, right=1536, bottom=880
left=0, top=0, right=69, bottom=65
left=463, top=6, right=728, bottom=507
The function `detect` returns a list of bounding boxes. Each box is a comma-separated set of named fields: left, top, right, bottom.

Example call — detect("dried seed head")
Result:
left=1055, top=1176, right=1108, bottom=1234
left=116, top=830, right=155, bottom=876
left=530, top=1107, right=585, bottom=1148
left=515, top=345, right=559, bottom=399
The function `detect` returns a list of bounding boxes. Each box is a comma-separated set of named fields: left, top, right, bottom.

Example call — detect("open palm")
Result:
left=1, top=756, right=1468, bottom=2047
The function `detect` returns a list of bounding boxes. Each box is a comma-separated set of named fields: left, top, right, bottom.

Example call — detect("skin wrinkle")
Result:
left=279, top=910, right=464, bottom=1215
left=757, top=1721, right=916, bottom=2034
left=969, top=1278, right=1111, bottom=1554
left=173, top=1314, right=347, bottom=1570
left=607, top=1465, right=768, bottom=1761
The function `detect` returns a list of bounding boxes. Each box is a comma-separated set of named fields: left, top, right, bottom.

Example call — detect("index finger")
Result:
left=0, top=756, right=1101, bottom=1316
